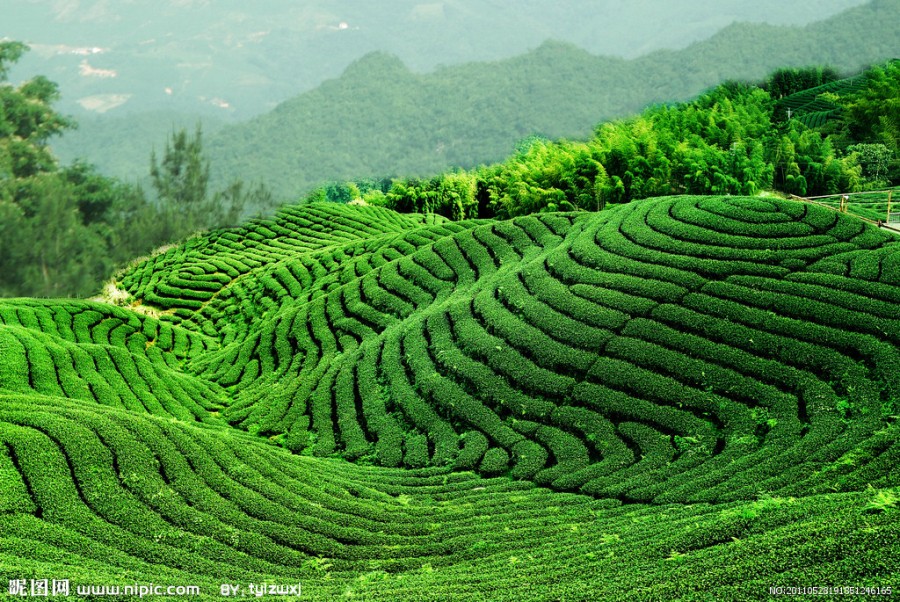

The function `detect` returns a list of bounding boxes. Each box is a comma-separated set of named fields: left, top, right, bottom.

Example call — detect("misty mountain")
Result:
left=7, top=0, right=867, bottom=120
left=202, top=0, right=900, bottom=199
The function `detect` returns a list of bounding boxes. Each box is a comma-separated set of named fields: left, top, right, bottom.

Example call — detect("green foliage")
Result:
left=150, top=126, right=211, bottom=208
left=842, top=60, right=900, bottom=154
left=145, top=125, right=272, bottom=243
left=383, top=172, right=478, bottom=220
left=766, top=66, right=841, bottom=99
left=778, top=60, right=900, bottom=183
left=377, top=64, right=896, bottom=219
left=0, top=42, right=72, bottom=180
left=0, top=43, right=125, bottom=297
left=138, top=1, right=897, bottom=201
left=848, top=143, right=893, bottom=183
left=863, top=486, right=899, bottom=514
left=0, top=46, right=276, bottom=298
left=772, top=72, right=866, bottom=125
left=481, top=138, right=604, bottom=217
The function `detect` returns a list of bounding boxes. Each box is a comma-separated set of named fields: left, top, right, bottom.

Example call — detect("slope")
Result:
left=2, top=197, right=899, bottom=599
left=115, top=197, right=900, bottom=499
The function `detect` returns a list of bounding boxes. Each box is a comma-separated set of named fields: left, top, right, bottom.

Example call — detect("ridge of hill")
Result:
left=2, top=197, right=898, bottom=598
left=10, top=0, right=868, bottom=120
left=50, top=0, right=900, bottom=198
left=196, top=0, right=900, bottom=198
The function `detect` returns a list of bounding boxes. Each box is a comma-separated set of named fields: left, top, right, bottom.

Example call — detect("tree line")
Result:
left=330, top=61, right=897, bottom=220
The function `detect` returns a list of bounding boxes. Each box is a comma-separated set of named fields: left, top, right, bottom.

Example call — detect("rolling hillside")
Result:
left=1, top=196, right=898, bottom=599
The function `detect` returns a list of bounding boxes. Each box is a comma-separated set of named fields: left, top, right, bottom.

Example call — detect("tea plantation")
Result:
left=1, top=197, right=898, bottom=600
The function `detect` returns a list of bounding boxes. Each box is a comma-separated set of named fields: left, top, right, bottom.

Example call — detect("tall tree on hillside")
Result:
left=150, top=125, right=210, bottom=208
left=148, top=124, right=277, bottom=235
left=0, top=41, right=177, bottom=297
left=0, top=41, right=72, bottom=184
left=841, top=61, right=899, bottom=182
left=147, top=125, right=246, bottom=242
left=843, top=61, right=899, bottom=150
left=0, top=41, right=109, bottom=297
left=15, top=175, right=111, bottom=296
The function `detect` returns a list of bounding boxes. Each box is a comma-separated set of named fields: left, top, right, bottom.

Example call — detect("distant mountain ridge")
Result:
left=48, top=0, right=899, bottom=199
left=9, top=0, right=867, bottom=119
left=203, top=0, right=899, bottom=199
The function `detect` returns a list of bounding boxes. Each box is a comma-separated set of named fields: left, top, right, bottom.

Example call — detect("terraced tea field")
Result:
left=2, top=197, right=898, bottom=600
left=774, top=74, right=868, bottom=128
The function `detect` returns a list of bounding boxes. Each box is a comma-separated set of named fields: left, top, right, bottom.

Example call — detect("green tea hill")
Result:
left=1, top=196, right=898, bottom=600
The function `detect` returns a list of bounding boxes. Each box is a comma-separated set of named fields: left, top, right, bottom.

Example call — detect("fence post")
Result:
left=887, top=190, right=893, bottom=223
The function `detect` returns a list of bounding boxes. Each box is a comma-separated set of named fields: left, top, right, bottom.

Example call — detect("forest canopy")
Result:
left=339, top=62, right=898, bottom=220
